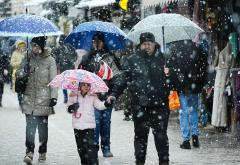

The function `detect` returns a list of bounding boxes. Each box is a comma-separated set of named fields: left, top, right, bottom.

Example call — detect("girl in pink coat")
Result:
left=67, top=82, right=114, bottom=165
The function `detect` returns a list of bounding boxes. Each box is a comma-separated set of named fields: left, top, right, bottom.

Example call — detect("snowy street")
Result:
left=0, top=84, right=240, bottom=165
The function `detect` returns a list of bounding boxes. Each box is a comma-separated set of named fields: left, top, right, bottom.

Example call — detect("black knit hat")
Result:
left=31, top=36, right=46, bottom=52
left=139, top=32, right=155, bottom=45
left=92, top=32, right=105, bottom=42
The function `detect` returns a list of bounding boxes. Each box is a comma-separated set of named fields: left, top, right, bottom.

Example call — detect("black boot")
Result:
left=180, top=140, right=191, bottom=149
left=192, top=135, right=200, bottom=147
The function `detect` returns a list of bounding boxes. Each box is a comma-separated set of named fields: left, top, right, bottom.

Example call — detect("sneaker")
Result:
left=23, top=152, right=33, bottom=165
left=180, top=140, right=191, bottom=149
left=192, top=135, right=200, bottom=147
left=103, top=151, right=113, bottom=157
left=38, top=153, right=46, bottom=162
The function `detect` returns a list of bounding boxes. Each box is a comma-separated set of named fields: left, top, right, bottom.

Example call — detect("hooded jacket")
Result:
left=16, top=48, right=58, bottom=116
left=68, top=92, right=106, bottom=130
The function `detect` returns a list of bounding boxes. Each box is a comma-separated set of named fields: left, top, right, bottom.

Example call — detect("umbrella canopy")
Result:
left=127, top=13, right=204, bottom=47
left=0, top=14, right=62, bottom=37
left=48, top=69, right=109, bottom=93
left=64, top=21, right=129, bottom=51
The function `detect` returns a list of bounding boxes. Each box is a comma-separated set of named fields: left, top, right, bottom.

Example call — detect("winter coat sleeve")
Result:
left=49, top=57, right=58, bottom=99
left=10, top=52, right=19, bottom=68
left=67, top=92, right=78, bottom=106
left=15, top=56, right=28, bottom=79
left=110, top=56, right=130, bottom=98
left=93, top=96, right=106, bottom=110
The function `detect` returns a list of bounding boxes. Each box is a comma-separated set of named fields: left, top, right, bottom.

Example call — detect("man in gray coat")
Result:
left=16, top=36, right=58, bottom=164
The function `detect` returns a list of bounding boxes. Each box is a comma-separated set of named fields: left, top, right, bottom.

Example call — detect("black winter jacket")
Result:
left=80, top=49, right=121, bottom=100
left=111, top=49, right=175, bottom=108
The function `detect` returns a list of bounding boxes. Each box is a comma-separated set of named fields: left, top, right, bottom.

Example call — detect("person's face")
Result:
left=80, top=83, right=91, bottom=94
left=31, top=43, right=42, bottom=55
left=140, top=41, right=156, bottom=55
left=17, top=46, right=26, bottom=52
left=92, top=39, right=104, bottom=50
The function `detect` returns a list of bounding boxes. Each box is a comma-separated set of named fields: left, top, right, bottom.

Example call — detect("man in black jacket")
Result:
left=109, top=32, right=174, bottom=165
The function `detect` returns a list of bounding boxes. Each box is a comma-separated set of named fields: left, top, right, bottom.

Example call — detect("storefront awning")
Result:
left=75, top=0, right=115, bottom=9
left=142, top=0, right=184, bottom=8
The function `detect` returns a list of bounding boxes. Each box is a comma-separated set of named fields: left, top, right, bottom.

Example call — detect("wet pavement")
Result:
left=0, top=84, right=240, bottom=165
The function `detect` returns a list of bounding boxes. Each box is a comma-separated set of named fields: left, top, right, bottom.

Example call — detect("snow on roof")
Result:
left=75, top=0, right=115, bottom=9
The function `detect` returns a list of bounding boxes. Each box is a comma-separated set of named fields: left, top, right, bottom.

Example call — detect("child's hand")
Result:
left=67, top=102, right=79, bottom=113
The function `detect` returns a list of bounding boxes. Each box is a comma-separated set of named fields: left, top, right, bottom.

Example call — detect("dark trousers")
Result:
left=132, top=105, right=169, bottom=164
left=94, top=108, right=112, bottom=153
left=17, top=93, right=23, bottom=105
left=0, top=81, right=4, bottom=95
left=74, top=129, right=99, bottom=165
left=63, top=89, right=68, bottom=99
left=25, top=114, right=48, bottom=154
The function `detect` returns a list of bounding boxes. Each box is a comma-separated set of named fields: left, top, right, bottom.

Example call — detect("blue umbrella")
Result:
left=64, top=21, right=129, bottom=50
left=0, top=14, right=62, bottom=37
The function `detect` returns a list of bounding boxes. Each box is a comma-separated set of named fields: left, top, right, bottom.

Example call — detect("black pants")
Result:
left=132, top=105, right=169, bottom=164
left=25, top=114, right=48, bottom=154
left=0, top=81, right=4, bottom=95
left=74, top=129, right=98, bottom=165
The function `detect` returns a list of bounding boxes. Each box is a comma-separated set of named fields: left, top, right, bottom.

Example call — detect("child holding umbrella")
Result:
left=67, top=82, right=115, bottom=165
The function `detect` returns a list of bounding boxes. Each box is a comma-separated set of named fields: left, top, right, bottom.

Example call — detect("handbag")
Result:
left=168, top=90, right=180, bottom=111
left=15, top=75, right=29, bottom=94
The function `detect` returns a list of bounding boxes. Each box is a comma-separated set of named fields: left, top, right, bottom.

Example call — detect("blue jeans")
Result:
left=179, top=94, right=199, bottom=141
left=63, top=89, right=68, bottom=99
left=25, top=114, right=48, bottom=154
left=94, top=108, right=112, bottom=153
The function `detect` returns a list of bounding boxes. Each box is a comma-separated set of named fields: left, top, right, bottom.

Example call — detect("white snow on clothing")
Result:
left=67, top=93, right=106, bottom=130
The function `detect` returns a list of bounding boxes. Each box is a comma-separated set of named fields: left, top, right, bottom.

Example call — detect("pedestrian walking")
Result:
left=168, top=40, right=208, bottom=149
left=16, top=36, right=58, bottom=165
left=10, top=40, right=26, bottom=105
left=67, top=82, right=115, bottom=165
left=79, top=32, right=121, bottom=158
left=107, top=32, right=175, bottom=165
left=0, top=50, right=9, bottom=107
left=51, top=35, right=77, bottom=103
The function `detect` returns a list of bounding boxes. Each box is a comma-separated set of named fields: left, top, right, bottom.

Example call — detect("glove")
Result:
left=49, top=98, right=57, bottom=107
left=104, top=97, right=116, bottom=108
left=67, top=102, right=79, bottom=113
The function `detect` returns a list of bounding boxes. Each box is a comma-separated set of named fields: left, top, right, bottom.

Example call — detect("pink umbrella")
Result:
left=48, top=69, right=109, bottom=93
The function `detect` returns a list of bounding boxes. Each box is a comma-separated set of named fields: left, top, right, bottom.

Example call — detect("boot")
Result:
left=38, top=153, right=46, bottom=162
left=180, top=140, right=191, bottom=149
left=102, top=145, right=113, bottom=157
left=192, top=135, right=200, bottom=147
left=103, top=150, right=113, bottom=157
left=23, top=152, right=33, bottom=165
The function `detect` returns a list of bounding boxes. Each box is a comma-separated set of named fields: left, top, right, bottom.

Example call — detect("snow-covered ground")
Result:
left=0, top=84, right=240, bottom=165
